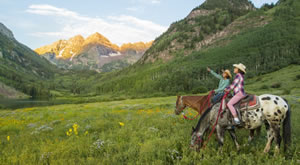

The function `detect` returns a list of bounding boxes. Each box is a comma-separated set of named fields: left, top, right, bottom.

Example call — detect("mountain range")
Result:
left=35, top=33, right=152, bottom=72
left=1, top=0, right=300, bottom=99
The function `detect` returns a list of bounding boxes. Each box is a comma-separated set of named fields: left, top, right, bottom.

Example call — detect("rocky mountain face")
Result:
left=139, top=0, right=255, bottom=63
left=36, top=33, right=152, bottom=72
left=0, top=23, right=14, bottom=40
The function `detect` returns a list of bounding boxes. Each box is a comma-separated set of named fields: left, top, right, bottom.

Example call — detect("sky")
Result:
left=0, top=0, right=278, bottom=49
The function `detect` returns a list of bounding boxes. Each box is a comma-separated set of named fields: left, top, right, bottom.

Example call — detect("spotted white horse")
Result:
left=190, top=94, right=291, bottom=153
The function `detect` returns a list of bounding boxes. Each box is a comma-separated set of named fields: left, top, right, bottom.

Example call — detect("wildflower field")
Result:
left=1, top=66, right=300, bottom=164
left=0, top=94, right=300, bottom=164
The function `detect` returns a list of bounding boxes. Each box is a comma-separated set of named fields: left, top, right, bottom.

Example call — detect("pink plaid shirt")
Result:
left=226, top=73, right=245, bottom=95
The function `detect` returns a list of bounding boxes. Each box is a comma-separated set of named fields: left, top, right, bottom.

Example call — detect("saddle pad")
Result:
left=240, top=95, right=260, bottom=111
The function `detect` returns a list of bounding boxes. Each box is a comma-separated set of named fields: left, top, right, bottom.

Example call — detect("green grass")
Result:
left=0, top=92, right=299, bottom=164
left=1, top=64, right=300, bottom=164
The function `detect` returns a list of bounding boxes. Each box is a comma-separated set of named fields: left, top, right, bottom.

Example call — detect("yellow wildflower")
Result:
left=119, top=122, right=125, bottom=127
left=7, top=136, right=10, bottom=141
left=73, top=123, right=78, bottom=130
left=84, top=131, right=88, bottom=135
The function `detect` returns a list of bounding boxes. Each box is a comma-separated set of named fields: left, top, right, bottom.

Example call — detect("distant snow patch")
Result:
left=109, top=52, right=121, bottom=57
left=58, top=48, right=65, bottom=57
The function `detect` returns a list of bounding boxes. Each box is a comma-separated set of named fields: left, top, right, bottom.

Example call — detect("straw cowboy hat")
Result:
left=233, top=63, right=246, bottom=73
left=222, top=69, right=232, bottom=78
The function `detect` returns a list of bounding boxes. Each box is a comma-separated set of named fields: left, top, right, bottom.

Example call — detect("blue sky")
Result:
left=0, top=0, right=278, bottom=49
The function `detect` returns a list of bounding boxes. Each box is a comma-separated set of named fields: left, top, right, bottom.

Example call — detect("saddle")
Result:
left=236, top=94, right=260, bottom=111
left=225, top=94, right=260, bottom=111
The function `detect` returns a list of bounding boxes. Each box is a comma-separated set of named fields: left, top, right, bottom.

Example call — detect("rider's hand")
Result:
left=207, top=67, right=211, bottom=72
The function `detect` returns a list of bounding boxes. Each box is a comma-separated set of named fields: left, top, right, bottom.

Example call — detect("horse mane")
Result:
left=193, top=103, right=216, bottom=133
left=176, top=96, right=180, bottom=107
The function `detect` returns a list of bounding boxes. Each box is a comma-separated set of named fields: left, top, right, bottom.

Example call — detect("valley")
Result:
left=0, top=0, right=299, bottom=164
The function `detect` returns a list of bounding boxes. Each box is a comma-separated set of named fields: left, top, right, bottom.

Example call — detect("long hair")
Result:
left=238, top=69, right=245, bottom=75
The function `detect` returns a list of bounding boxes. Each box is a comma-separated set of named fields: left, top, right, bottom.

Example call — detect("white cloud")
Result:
left=151, top=0, right=161, bottom=4
left=26, top=4, right=167, bottom=45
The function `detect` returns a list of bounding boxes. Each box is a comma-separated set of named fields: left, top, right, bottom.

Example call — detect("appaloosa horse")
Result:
left=190, top=94, right=291, bottom=153
left=175, top=93, right=262, bottom=137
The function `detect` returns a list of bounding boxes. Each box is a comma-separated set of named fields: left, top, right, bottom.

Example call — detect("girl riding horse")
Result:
left=225, top=63, right=247, bottom=125
left=207, top=67, right=232, bottom=104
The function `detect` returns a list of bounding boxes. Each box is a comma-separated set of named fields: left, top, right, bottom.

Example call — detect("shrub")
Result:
left=295, top=74, right=300, bottom=80
left=260, top=84, right=269, bottom=90
left=256, top=77, right=262, bottom=81
left=271, top=82, right=281, bottom=88
left=282, top=88, right=291, bottom=95
left=192, top=86, right=208, bottom=94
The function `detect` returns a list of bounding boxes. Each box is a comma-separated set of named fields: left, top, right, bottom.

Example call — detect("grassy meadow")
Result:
left=0, top=65, right=300, bottom=164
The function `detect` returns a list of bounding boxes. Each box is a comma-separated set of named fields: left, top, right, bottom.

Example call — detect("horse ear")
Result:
left=192, top=127, right=195, bottom=131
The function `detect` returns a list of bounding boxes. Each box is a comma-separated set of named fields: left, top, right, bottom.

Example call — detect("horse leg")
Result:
left=248, top=129, right=255, bottom=143
left=272, top=124, right=281, bottom=154
left=215, top=125, right=225, bottom=149
left=256, top=126, right=262, bottom=137
left=229, top=129, right=240, bottom=151
left=264, top=123, right=275, bottom=153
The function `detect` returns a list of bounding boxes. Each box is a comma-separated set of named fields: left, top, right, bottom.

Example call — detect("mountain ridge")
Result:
left=139, top=0, right=255, bottom=64
left=36, top=33, right=153, bottom=72
left=0, top=22, right=58, bottom=98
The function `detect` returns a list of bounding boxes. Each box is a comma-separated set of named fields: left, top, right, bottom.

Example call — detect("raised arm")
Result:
left=209, top=70, right=222, bottom=80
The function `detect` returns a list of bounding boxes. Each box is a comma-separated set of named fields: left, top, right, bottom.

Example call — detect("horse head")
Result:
left=175, top=96, right=186, bottom=115
left=190, top=127, right=203, bottom=151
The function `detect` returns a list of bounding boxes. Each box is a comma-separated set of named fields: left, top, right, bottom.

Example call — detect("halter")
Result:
left=176, top=96, right=186, bottom=113
left=190, top=134, right=203, bottom=148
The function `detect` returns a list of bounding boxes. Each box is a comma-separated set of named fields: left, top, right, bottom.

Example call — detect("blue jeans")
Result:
left=212, top=92, right=224, bottom=104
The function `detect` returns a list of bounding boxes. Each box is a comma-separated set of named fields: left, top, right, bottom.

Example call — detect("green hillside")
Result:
left=0, top=24, right=57, bottom=98
left=247, top=65, right=300, bottom=95
left=88, top=0, right=300, bottom=98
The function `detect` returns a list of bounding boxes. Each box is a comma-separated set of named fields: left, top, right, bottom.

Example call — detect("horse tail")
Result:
left=283, top=100, right=291, bottom=152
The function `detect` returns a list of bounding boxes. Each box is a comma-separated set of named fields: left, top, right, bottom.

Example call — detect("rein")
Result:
left=183, top=91, right=214, bottom=120
left=200, top=91, right=230, bottom=149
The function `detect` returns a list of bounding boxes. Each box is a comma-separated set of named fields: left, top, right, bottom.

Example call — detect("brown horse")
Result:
left=174, top=95, right=211, bottom=115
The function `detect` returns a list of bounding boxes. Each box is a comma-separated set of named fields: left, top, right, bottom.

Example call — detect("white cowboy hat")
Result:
left=233, top=63, right=246, bottom=73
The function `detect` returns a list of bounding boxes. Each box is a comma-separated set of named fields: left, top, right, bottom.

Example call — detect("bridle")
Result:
left=191, top=133, right=203, bottom=148
left=176, top=96, right=186, bottom=114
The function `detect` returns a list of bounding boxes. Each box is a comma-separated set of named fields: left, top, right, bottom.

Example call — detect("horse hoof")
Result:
left=274, top=147, right=280, bottom=154
left=263, top=149, right=269, bottom=153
